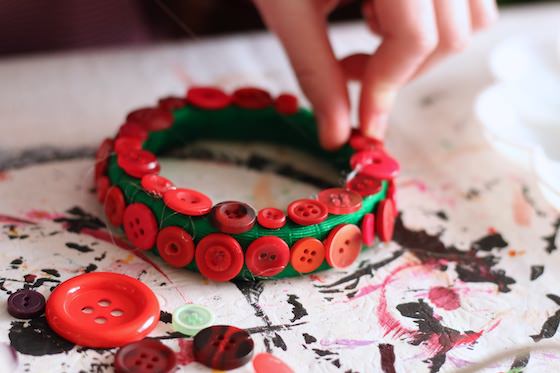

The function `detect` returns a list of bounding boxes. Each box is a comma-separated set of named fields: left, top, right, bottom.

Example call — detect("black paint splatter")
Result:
left=471, top=233, right=508, bottom=252
left=303, top=333, right=317, bottom=344
left=94, top=252, right=107, bottom=262
left=65, top=242, right=94, bottom=253
left=54, top=206, right=105, bottom=234
left=9, top=258, right=22, bottom=269
left=510, top=353, right=530, bottom=370
left=287, top=294, right=308, bottom=322
left=530, top=265, right=544, bottom=281
left=159, top=311, right=172, bottom=324
left=83, top=264, right=97, bottom=273
left=41, top=269, right=60, bottom=277
left=9, top=317, right=74, bottom=356
left=379, top=344, right=396, bottom=373
left=531, top=294, right=560, bottom=342
left=543, top=217, right=560, bottom=254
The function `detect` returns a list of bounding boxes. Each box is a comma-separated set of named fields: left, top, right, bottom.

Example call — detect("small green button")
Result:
left=172, top=304, right=214, bottom=336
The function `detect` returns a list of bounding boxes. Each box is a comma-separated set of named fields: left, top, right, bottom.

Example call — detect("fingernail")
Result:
left=364, top=113, right=388, bottom=140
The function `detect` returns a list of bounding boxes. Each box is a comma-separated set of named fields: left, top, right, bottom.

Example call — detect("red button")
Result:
left=195, top=233, right=244, bottom=282
left=346, top=173, right=383, bottom=197
left=186, top=87, right=231, bottom=110
left=211, top=201, right=256, bottom=234
left=232, top=87, right=273, bottom=109
left=387, top=179, right=397, bottom=211
left=114, top=137, right=143, bottom=155
left=158, top=96, right=187, bottom=111
left=287, top=199, right=328, bottom=226
left=141, top=174, right=175, bottom=197
left=164, top=188, right=213, bottom=216
left=126, top=107, right=173, bottom=132
left=105, top=186, right=126, bottom=227
left=156, top=226, right=194, bottom=268
left=45, top=272, right=160, bottom=348
left=123, top=203, right=158, bottom=251
left=253, top=353, right=294, bottom=373
left=317, top=188, right=363, bottom=215
left=274, top=94, right=299, bottom=115
left=193, top=325, right=254, bottom=370
left=377, top=199, right=396, bottom=243
left=361, top=213, right=375, bottom=246
left=324, top=224, right=362, bottom=269
left=290, top=238, right=325, bottom=273
left=117, top=149, right=160, bottom=179
left=246, top=236, right=290, bottom=277
left=96, top=176, right=110, bottom=203
left=349, top=129, right=384, bottom=151
left=114, top=339, right=176, bottom=373
left=350, top=149, right=400, bottom=180
left=257, top=207, right=286, bottom=229
left=118, top=122, right=148, bottom=142
left=94, top=138, right=113, bottom=181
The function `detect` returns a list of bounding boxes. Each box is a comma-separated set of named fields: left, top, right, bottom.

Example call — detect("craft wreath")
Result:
left=94, top=86, right=399, bottom=281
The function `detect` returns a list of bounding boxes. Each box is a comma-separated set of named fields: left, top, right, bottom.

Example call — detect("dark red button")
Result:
left=195, top=233, right=244, bottom=282
left=115, top=137, right=143, bottom=155
left=141, top=174, right=175, bottom=197
left=7, top=290, right=45, bottom=319
left=164, top=188, right=213, bottom=216
left=158, top=96, right=187, bottom=111
left=123, top=203, right=158, bottom=251
left=377, top=199, right=396, bottom=243
left=346, top=173, right=383, bottom=197
left=317, top=188, right=363, bottom=215
left=186, top=87, right=231, bottom=110
left=105, top=186, right=126, bottom=227
left=350, top=149, right=400, bottom=180
left=118, top=123, right=148, bottom=142
left=115, top=339, right=177, bottom=373
left=94, top=138, right=113, bottom=180
left=232, top=87, right=273, bottom=109
left=287, top=199, right=328, bottom=226
left=193, top=325, right=254, bottom=370
left=257, top=207, right=286, bottom=229
left=361, top=213, right=375, bottom=246
left=274, top=94, right=299, bottom=115
left=45, top=272, right=160, bottom=348
left=349, top=129, right=384, bottom=151
left=246, top=236, right=290, bottom=277
left=126, top=107, right=173, bottom=132
left=96, top=176, right=110, bottom=203
left=211, top=201, right=256, bottom=234
left=156, top=226, right=194, bottom=268
left=117, top=149, right=160, bottom=179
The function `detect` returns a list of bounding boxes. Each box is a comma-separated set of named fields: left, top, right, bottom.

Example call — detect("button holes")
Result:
left=303, top=249, right=309, bottom=254
left=217, top=335, right=225, bottom=340
left=110, top=309, right=123, bottom=317
left=296, top=206, right=304, bottom=212
left=147, top=364, right=154, bottom=369
left=152, top=357, right=159, bottom=362
left=302, top=212, right=310, bottom=217
left=259, top=252, right=268, bottom=259
left=140, top=353, right=147, bottom=358
left=94, top=317, right=107, bottom=324
left=311, top=209, right=319, bottom=214
left=139, top=228, right=145, bottom=235
left=307, top=259, right=312, bottom=263
left=212, top=341, right=220, bottom=347
left=167, top=243, right=179, bottom=255
left=300, top=257, right=305, bottom=262
left=135, top=360, right=142, bottom=366
left=191, top=198, right=199, bottom=204
left=23, top=296, right=30, bottom=302
left=339, top=248, right=344, bottom=253
left=224, top=345, right=230, bottom=351
left=270, top=255, right=277, bottom=261
left=129, top=222, right=134, bottom=228
left=81, top=307, right=94, bottom=314
left=135, top=218, right=140, bottom=224
left=344, top=240, right=351, bottom=245
left=133, top=233, right=139, bottom=239
left=98, top=299, right=111, bottom=307
left=311, top=251, right=316, bottom=256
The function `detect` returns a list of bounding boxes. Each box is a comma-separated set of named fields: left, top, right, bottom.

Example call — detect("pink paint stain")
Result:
left=176, top=339, right=194, bottom=366
left=0, top=214, right=36, bottom=225
left=513, top=187, right=531, bottom=226
left=25, top=210, right=65, bottom=221
left=320, top=339, right=376, bottom=348
left=428, top=287, right=461, bottom=311
left=0, top=171, right=9, bottom=182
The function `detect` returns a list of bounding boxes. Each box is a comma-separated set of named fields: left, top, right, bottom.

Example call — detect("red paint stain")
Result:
left=453, top=330, right=482, bottom=347
left=428, top=287, right=460, bottom=311
left=176, top=339, right=194, bottom=366
left=0, top=171, right=9, bottom=182
left=23, top=274, right=36, bottom=283
left=508, top=249, right=525, bottom=257
left=0, top=214, right=36, bottom=225
left=309, top=274, right=324, bottom=283
left=25, top=210, right=64, bottom=221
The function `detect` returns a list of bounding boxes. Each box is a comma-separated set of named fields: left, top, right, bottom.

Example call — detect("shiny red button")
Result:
left=377, top=199, right=396, bottom=243
left=94, top=138, right=113, bottom=180
left=257, top=207, right=286, bottom=229
left=350, top=149, right=400, bottom=180
left=253, top=353, right=294, bottom=373
left=246, top=236, right=290, bottom=277
left=346, top=173, right=383, bottom=197
left=317, top=188, right=363, bottom=215
left=158, top=96, right=187, bottom=111
left=45, top=272, right=160, bottom=348
left=141, top=174, right=175, bottom=197
left=115, top=137, right=143, bottom=155
left=290, top=238, right=325, bottom=273
left=193, top=325, right=254, bottom=370
left=186, top=87, right=231, bottom=110
left=105, top=186, right=126, bottom=227
left=361, top=213, right=375, bottom=246
left=324, top=224, right=362, bottom=269
left=115, top=339, right=176, bottom=373
left=118, top=122, right=148, bottom=142
left=195, top=233, right=244, bottom=282
left=274, top=94, right=299, bottom=115
left=349, top=129, right=384, bottom=151
left=232, top=87, right=273, bottom=109
left=96, top=176, right=110, bottom=203
left=156, top=226, right=194, bottom=268
left=117, top=149, right=160, bottom=179
left=126, top=107, right=173, bottom=132
left=211, top=201, right=256, bottom=234
left=164, top=188, right=213, bottom=216
left=287, top=199, right=328, bottom=226
left=123, top=203, right=158, bottom=251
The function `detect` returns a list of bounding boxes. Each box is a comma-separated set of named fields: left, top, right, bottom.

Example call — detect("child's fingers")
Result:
left=469, top=0, right=499, bottom=30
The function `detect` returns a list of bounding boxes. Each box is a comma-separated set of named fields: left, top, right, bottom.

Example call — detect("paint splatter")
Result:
left=9, top=317, right=74, bottom=356
left=65, top=242, right=94, bottom=253
left=531, top=294, right=560, bottom=342
left=543, top=217, right=560, bottom=254
left=428, top=287, right=460, bottom=311
left=379, top=344, right=396, bottom=373
left=287, top=294, right=308, bottom=323
left=530, top=265, right=544, bottom=281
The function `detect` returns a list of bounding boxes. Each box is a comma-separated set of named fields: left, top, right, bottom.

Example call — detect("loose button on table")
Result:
left=324, top=224, right=362, bottom=269
left=126, top=107, right=173, bottom=132
left=361, top=213, right=375, bottom=246
left=287, top=199, right=328, bottom=226
left=246, top=236, right=290, bottom=277
left=317, top=188, right=363, bottom=215
left=156, top=226, right=194, bottom=268
left=257, top=207, right=286, bottom=229
left=253, top=353, right=294, bottom=373
left=195, top=233, right=244, bottom=282
left=211, top=201, right=256, bottom=234
left=105, top=186, right=126, bottom=227
left=193, top=325, right=254, bottom=370
left=123, top=203, right=158, bottom=251
left=350, top=149, right=400, bottom=180
left=172, top=304, right=214, bottom=336
left=164, top=188, right=213, bottom=216
left=45, top=272, right=160, bottom=348
left=290, top=238, right=325, bottom=273
left=346, top=172, right=383, bottom=197
left=377, top=199, right=396, bottom=243
left=141, top=174, right=175, bottom=197
left=7, top=290, right=45, bottom=319
left=114, top=339, right=176, bottom=373
left=117, top=149, right=160, bottom=179
left=187, top=87, right=231, bottom=109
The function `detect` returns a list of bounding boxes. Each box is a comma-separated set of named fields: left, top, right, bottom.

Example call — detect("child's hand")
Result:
left=254, top=0, right=498, bottom=149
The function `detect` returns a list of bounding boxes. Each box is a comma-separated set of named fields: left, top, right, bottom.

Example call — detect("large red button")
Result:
left=324, top=224, right=362, bottom=269
left=274, top=94, right=298, bottom=115
left=290, top=237, right=325, bottom=273
left=126, top=107, right=173, bottom=132
left=118, top=122, right=148, bottom=142
left=114, top=137, right=143, bottom=155
left=253, top=353, right=294, bottom=373
left=257, top=207, right=286, bottom=229
left=317, top=188, right=363, bottom=215
left=123, top=203, right=158, bottom=251
left=96, top=176, right=110, bottom=203
left=211, top=201, right=256, bottom=234
left=117, top=149, right=160, bottom=179
left=114, top=339, right=176, bottom=373
left=94, top=138, right=113, bottom=181
left=346, top=173, right=383, bottom=197
left=45, top=272, right=160, bottom=348
left=105, top=186, right=126, bottom=227
left=156, top=226, right=194, bottom=268
left=158, top=96, right=187, bottom=111
left=361, top=213, right=375, bottom=246
left=349, top=129, right=384, bottom=151
left=164, top=188, right=213, bottom=216
left=195, top=233, right=244, bottom=282
left=186, top=87, right=231, bottom=110
left=141, top=174, right=175, bottom=197
left=377, top=199, right=396, bottom=243
left=350, top=149, right=400, bottom=180
left=287, top=199, right=328, bottom=226
left=232, top=87, right=273, bottom=109
left=246, top=236, right=290, bottom=277
left=193, top=325, right=254, bottom=370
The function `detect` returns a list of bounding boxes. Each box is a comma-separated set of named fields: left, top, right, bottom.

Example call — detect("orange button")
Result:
left=290, top=238, right=325, bottom=273
left=324, top=224, right=362, bottom=269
